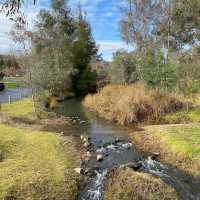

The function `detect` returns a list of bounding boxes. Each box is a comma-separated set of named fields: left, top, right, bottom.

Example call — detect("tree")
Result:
left=141, top=47, right=177, bottom=90
left=177, top=45, right=200, bottom=95
left=27, top=0, right=75, bottom=109
left=120, top=0, right=165, bottom=50
left=120, top=0, right=200, bottom=52
left=0, top=0, right=36, bottom=17
left=109, top=50, right=138, bottom=84
left=71, top=6, right=98, bottom=96
left=157, top=0, right=200, bottom=50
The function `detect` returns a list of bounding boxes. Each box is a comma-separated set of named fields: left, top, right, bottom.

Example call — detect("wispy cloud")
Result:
left=97, top=41, right=133, bottom=61
left=0, top=0, right=130, bottom=60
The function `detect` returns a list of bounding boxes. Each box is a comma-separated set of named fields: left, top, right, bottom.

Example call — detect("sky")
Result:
left=0, top=0, right=133, bottom=61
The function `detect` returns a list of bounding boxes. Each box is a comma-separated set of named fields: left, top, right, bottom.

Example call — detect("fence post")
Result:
left=9, top=96, right=11, bottom=104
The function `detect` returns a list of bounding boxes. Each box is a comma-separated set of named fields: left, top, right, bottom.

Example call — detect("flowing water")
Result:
left=1, top=92, right=199, bottom=200
left=58, top=100, right=200, bottom=200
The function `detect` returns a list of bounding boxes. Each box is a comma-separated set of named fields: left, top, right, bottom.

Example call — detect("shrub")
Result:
left=141, top=48, right=177, bottom=91
left=84, top=83, right=191, bottom=125
left=109, top=50, right=138, bottom=84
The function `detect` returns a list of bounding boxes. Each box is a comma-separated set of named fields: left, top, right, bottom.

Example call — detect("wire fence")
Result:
left=0, top=89, right=32, bottom=105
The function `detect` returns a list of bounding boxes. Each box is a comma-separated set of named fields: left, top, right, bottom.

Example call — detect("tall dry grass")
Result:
left=83, top=83, right=191, bottom=125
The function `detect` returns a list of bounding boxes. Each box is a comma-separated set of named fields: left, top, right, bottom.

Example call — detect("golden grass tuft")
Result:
left=84, top=83, right=190, bottom=125
left=104, top=169, right=178, bottom=200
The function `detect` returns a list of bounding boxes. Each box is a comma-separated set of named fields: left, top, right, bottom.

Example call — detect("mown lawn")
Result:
left=0, top=99, right=81, bottom=200
left=3, top=77, right=25, bottom=89
left=1, top=98, right=36, bottom=120
left=147, top=124, right=200, bottom=160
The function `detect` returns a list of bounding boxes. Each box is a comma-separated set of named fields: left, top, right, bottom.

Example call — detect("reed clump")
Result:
left=84, top=83, right=191, bottom=125
left=104, top=169, right=178, bottom=200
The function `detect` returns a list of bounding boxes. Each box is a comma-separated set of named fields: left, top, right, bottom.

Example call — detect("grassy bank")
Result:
left=163, top=96, right=200, bottom=123
left=84, top=84, right=190, bottom=125
left=0, top=99, right=81, bottom=200
left=132, top=124, right=200, bottom=176
left=104, top=169, right=178, bottom=200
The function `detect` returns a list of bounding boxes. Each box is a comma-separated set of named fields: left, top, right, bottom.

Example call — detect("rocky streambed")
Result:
left=58, top=100, right=200, bottom=200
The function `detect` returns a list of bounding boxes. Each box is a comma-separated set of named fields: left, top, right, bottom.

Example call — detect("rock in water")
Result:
left=122, top=143, right=132, bottom=149
left=97, top=154, right=104, bottom=161
left=0, top=83, right=5, bottom=92
left=80, top=134, right=84, bottom=140
left=86, top=151, right=92, bottom=157
left=74, top=167, right=83, bottom=174
left=83, top=142, right=90, bottom=148
left=151, top=152, right=160, bottom=160
left=119, top=161, right=142, bottom=171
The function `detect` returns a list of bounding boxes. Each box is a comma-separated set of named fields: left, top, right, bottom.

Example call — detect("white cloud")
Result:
left=0, top=6, right=41, bottom=55
left=97, top=40, right=133, bottom=61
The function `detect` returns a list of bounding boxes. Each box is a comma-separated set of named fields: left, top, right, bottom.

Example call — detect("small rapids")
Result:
left=80, top=170, right=108, bottom=200
left=57, top=100, right=200, bottom=200
left=78, top=139, right=200, bottom=200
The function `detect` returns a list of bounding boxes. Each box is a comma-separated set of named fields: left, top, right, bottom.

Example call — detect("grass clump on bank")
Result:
left=132, top=124, right=200, bottom=176
left=84, top=83, right=190, bottom=125
left=0, top=123, right=80, bottom=200
left=104, top=169, right=178, bottom=200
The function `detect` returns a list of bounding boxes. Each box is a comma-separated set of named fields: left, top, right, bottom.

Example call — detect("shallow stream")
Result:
left=58, top=100, right=200, bottom=200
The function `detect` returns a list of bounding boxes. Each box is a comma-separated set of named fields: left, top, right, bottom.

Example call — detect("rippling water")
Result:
left=58, top=100, right=200, bottom=200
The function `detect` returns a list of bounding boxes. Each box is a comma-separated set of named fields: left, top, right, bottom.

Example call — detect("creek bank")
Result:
left=132, top=124, right=200, bottom=177
left=0, top=99, right=82, bottom=200
left=82, top=87, right=200, bottom=199
left=104, top=169, right=179, bottom=200
left=77, top=123, right=193, bottom=200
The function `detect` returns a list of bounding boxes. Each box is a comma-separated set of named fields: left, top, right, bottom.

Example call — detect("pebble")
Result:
left=97, top=154, right=104, bottom=161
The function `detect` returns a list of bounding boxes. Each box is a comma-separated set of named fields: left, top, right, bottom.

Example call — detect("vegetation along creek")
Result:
left=56, top=100, right=200, bottom=200
left=0, top=0, right=200, bottom=199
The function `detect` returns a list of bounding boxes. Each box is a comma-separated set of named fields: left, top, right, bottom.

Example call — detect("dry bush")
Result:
left=104, top=169, right=178, bottom=200
left=84, top=83, right=190, bottom=125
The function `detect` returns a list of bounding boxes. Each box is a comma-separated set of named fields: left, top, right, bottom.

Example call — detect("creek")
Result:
left=1, top=90, right=199, bottom=200
left=58, top=100, right=200, bottom=200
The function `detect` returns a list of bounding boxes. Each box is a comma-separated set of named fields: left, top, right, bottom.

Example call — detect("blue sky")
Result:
left=0, top=0, right=132, bottom=60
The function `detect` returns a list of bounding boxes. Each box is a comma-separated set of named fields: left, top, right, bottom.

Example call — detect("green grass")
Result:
left=1, top=98, right=36, bottom=120
left=0, top=99, right=81, bottom=199
left=163, top=96, right=200, bottom=123
left=153, top=124, right=200, bottom=160
left=163, top=107, right=200, bottom=123
left=0, top=124, right=80, bottom=200
left=4, top=81, right=22, bottom=89
left=3, top=77, right=25, bottom=89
